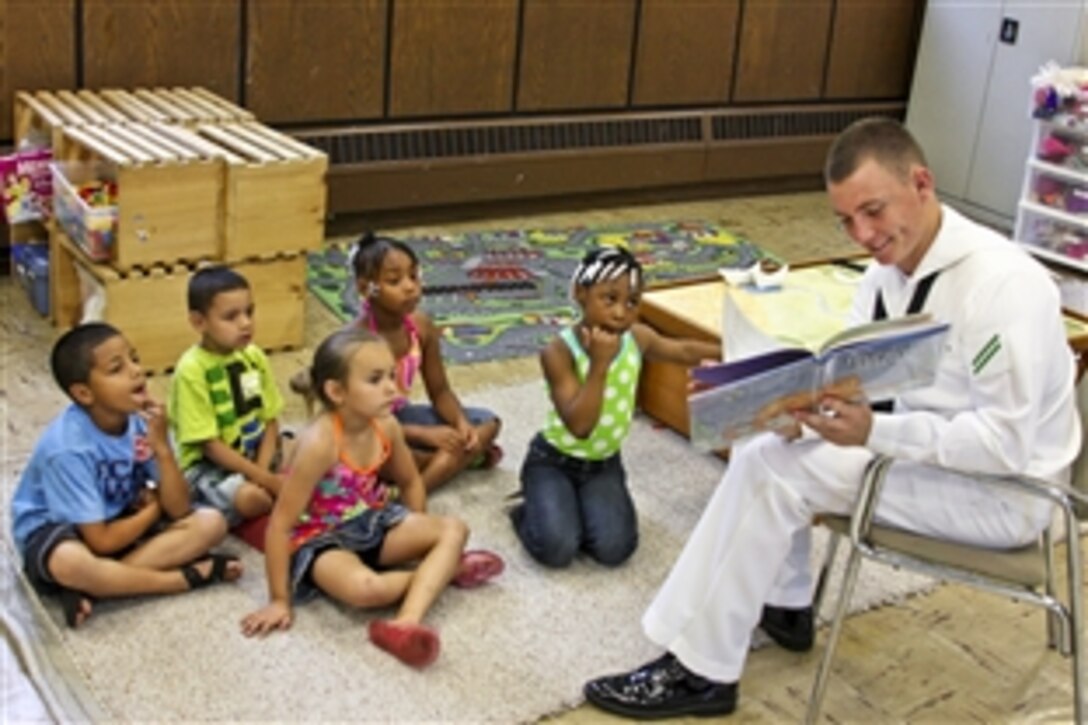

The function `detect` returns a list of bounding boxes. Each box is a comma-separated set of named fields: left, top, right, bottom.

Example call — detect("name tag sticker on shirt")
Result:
left=971, top=333, right=1007, bottom=377
left=133, top=434, right=151, bottom=462
left=240, top=370, right=262, bottom=400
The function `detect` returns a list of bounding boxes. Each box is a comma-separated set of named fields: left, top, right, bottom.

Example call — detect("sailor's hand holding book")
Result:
left=793, top=395, right=872, bottom=447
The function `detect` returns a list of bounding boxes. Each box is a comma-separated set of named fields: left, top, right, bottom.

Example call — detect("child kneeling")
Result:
left=241, top=328, right=502, bottom=668
left=11, top=324, right=241, bottom=629
left=511, top=246, right=720, bottom=568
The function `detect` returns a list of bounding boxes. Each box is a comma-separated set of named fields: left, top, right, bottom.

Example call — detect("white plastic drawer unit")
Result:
left=1014, top=118, right=1088, bottom=273
left=1016, top=203, right=1088, bottom=271
left=1028, top=149, right=1088, bottom=208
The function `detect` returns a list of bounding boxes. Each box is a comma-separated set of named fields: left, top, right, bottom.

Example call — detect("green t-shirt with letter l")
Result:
left=169, top=344, right=285, bottom=470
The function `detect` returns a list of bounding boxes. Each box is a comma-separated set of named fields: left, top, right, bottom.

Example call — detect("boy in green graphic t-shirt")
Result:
left=169, top=266, right=286, bottom=526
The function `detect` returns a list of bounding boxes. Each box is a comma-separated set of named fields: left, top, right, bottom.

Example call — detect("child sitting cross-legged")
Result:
left=11, top=323, right=241, bottom=629
left=169, top=266, right=287, bottom=527
left=292, top=232, right=502, bottom=491
left=241, top=328, right=503, bottom=668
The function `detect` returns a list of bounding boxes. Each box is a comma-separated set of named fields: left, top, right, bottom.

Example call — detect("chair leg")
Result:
left=805, top=546, right=864, bottom=725
left=1066, top=531, right=1085, bottom=725
left=812, top=531, right=842, bottom=619
left=1044, top=526, right=1063, bottom=651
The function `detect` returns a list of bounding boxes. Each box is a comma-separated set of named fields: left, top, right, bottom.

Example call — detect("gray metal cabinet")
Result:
left=906, top=0, right=1087, bottom=230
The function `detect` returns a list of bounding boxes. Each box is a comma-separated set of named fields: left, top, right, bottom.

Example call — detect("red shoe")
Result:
left=231, top=514, right=270, bottom=552
left=368, top=619, right=441, bottom=669
left=452, top=549, right=504, bottom=589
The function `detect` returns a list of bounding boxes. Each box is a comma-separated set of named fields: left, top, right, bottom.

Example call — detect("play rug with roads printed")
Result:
left=306, top=221, right=772, bottom=363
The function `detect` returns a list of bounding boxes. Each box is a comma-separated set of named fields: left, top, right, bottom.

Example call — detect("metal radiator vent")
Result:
left=293, top=104, right=904, bottom=165
left=711, top=107, right=904, bottom=141
left=302, top=116, right=703, bottom=165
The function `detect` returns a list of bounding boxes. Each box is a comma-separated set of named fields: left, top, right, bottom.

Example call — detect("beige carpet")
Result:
left=1, top=380, right=935, bottom=722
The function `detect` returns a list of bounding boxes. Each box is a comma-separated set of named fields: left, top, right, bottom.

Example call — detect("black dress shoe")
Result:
left=759, top=604, right=814, bottom=652
left=583, top=652, right=737, bottom=720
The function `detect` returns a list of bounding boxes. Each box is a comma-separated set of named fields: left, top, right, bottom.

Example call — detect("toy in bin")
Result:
left=1038, top=133, right=1075, bottom=164
left=1034, top=175, right=1066, bottom=208
left=0, top=147, right=52, bottom=224
left=51, top=162, right=118, bottom=262
left=1067, top=186, right=1088, bottom=214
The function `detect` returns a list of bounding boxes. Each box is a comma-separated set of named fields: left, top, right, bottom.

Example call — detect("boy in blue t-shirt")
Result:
left=11, top=323, right=242, bottom=629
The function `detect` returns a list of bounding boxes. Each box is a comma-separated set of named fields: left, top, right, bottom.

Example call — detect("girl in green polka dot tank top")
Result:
left=511, top=246, right=722, bottom=569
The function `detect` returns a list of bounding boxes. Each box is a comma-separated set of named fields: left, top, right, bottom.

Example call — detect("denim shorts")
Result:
left=22, top=514, right=173, bottom=594
left=290, top=503, right=410, bottom=602
left=185, top=461, right=247, bottom=527
left=185, top=445, right=283, bottom=527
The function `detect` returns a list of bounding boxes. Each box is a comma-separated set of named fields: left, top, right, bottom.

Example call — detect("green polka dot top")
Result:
left=542, top=326, right=642, bottom=460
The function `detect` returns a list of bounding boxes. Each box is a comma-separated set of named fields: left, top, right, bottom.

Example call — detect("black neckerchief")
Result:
left=870, top=270, right=941, bottom=412
left=872, top=270, right=940, bottom=321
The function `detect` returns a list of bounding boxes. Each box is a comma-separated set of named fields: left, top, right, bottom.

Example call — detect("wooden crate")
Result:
left=99, top=87, right=254, bottom=127
left=192, top=123, right=328, bottom=260
left=14, top=90, right=125, bottom=146
left=53, top=124, right=224, bottom=270
left=51, top=227, right=305, bottom=373
left=13, top=87, right=252, bottom=146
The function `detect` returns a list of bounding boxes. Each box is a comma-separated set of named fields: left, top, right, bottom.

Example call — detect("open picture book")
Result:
left=688, top=312, right=950, bottom=451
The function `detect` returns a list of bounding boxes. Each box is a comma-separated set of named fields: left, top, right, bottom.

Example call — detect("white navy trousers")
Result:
left=641, top=431, right=1052, bottom=683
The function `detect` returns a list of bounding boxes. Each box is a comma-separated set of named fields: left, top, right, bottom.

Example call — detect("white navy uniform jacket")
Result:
left=853, top=205, right=1081, bottom=486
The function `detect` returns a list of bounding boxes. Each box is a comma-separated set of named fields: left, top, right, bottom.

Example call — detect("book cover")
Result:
left=688, top=313, right=949, bottom=450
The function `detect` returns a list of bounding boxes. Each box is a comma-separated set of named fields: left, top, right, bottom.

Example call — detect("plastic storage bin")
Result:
left=12, top=242, right=50, bottom=316
left=1016, top=204, right=1088, bottom=265
left=51, top=161, right=117, bottom=261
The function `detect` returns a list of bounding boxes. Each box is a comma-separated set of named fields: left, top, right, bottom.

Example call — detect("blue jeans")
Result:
left=394, top=403, right=497, bottom=433
left=512, top=433, right=638, bottom=568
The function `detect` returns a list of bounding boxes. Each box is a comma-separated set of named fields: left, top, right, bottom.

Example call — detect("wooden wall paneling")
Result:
left=824, top=0, right=923, bottom=99
left=246, top=0, right=386, bottom=124
left=705, top=137, right=830, bottom=181
left=325, top=146, right=707, bottom=212
left=389, top=0, right=518, bottom=118
left=81, top=0, right=240, bottom=102
left=732, top=0, right=834, bottom=103
left=632, top=0, right=740, bottom=107
left=2, top=0, right=77, bottom=141
left=517, top=0, right=638, bottom=112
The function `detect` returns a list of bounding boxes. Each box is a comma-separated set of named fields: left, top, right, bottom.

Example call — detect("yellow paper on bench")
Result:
left=726, top=264, right=864, bottom=353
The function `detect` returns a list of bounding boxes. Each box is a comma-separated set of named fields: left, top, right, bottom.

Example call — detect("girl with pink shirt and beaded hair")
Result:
left=243, top=328, right=503, bottom=668
left=294, top=232, right=502, bottom=491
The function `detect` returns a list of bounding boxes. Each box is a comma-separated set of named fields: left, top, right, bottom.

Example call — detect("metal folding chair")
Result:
left=806, top=445, right=1087, bottom=724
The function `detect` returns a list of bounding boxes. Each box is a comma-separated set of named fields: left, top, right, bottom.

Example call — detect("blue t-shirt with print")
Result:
left=11, top=404, right=160, bottom=557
